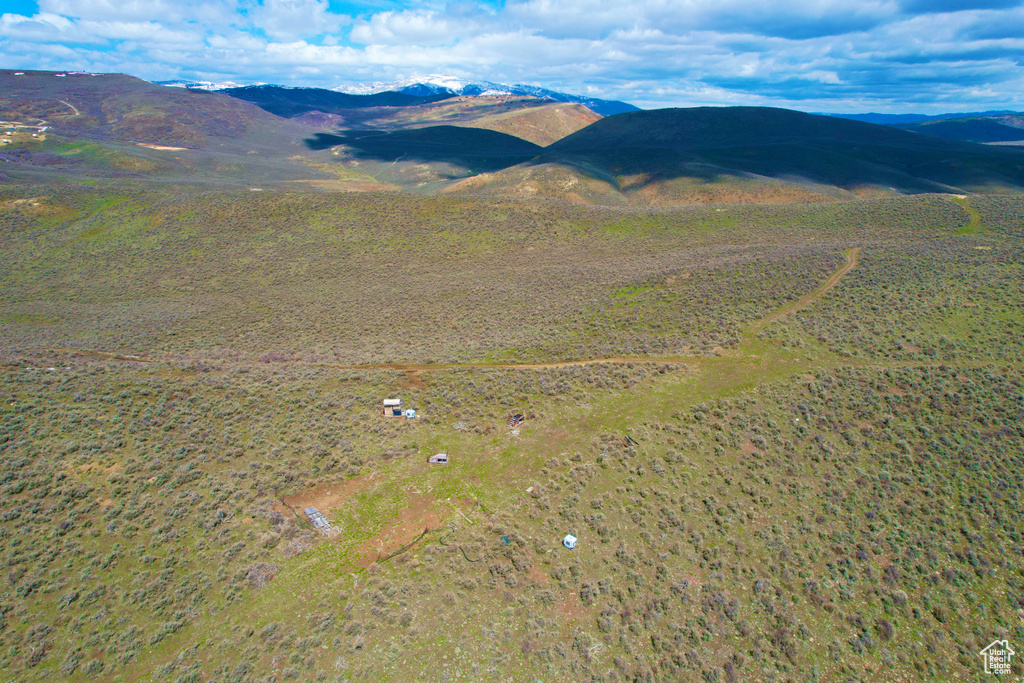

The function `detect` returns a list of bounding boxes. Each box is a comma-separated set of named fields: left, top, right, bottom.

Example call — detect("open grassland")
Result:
left=0, top=189, right=1023, bottom=681
left=0, top=189, right=968, bottom=365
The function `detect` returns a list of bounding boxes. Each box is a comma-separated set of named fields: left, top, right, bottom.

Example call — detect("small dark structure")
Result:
left=303, top=506, right=339, bottom=537
left=507, top=414, right=525, bottom=428
left=428, top=453, right=448, bottom=465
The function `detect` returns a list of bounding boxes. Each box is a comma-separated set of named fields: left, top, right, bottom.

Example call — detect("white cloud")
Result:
left=39, top=0, right=239, bottom=24
left=0, top=0, right=1022, bottom=112
left=350, top=9, right=465, bottom=46
left=0, top=12, right=80, bottom=41
left=248, top=0, right=349, bottom=41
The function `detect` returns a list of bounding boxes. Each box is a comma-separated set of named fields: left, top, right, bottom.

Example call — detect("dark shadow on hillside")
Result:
left=305, top=126, right=543, bottom=175
left=531, top=107, right=1024, bottom=195
left=223, top=85, right=455, bottom=118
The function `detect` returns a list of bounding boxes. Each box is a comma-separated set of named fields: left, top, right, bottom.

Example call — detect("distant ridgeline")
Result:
left=826, top=110, right=1024, bottom=144
left=219, top=85, right=457, bottom=118
left=208, top=81, right=638, bottom=119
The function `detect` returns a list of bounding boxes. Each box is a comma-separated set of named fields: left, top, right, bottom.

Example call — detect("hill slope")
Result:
left=304, top=95, right=601, bottom=146
left=0, top=70, right=356, bottom=186
left=457, top=106, right=1024, bottom=203
left=0, top=70, right=311, bottom=151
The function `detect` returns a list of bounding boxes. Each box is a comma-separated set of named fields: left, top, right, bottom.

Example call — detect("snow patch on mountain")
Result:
left=332, top=75, right=639, bottom=116
left=333, top=75, right=508, bottom=97
left=158, top=79, right=258, bottom=91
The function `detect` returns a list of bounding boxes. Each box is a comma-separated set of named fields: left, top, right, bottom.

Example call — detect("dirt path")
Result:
left=747, top=247, right=860, bottom=336
left=33, top=247, right=862, bottom=373
left=58, top=99, right=80, bottom=117
left=950, top=196, right=983, bottom=235
left=322, top=355, right=694, bottom=373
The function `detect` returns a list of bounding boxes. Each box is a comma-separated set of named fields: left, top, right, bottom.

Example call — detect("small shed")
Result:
left=507, top=413, right=525, bottom=428
left=382, top=398, right=402, bottom=417
left=428, top=453, right=448, bottom=465
left=563, top=534, right=577, bottom=550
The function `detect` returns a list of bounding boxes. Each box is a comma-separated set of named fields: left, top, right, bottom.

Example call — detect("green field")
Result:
left=1, top=186, right=1023, bottom=682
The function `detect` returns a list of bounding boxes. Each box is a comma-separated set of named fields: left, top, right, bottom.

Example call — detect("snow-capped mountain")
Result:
left=157, top=79, right=258, bottom=91
left=333, top=75, right=638, bottom=116
left=154, top=75, right=638, bottom=116
left=333, top=75, right=509, bottom=97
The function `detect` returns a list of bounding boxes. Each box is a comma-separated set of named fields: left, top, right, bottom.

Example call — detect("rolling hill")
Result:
left=5, top=74, right=1024, bottom=204
left=0, top=70, right=311, bottom=151
left=307, top=95, right=601, bottom=147
left=220, top=85, right=603, bottom=146
left=444, top=106, right=1024, bottom=204
left=0, top=70, right=350, bottom=186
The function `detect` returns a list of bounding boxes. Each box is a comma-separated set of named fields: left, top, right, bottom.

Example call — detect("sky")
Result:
left=1, top=0, right=1023, bottom=112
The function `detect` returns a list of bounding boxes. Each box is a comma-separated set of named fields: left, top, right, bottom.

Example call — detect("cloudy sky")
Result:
left=2, top=0, right=1023, bottom=112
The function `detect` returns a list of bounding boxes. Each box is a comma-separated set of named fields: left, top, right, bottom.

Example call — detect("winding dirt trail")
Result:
left=747, top=247, right=860, bottom=336
left=58, top=99, right=81, bottom=117
left=35, top=246, right=861, bottom=372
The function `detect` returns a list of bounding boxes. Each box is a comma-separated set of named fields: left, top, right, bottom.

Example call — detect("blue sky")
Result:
left=2, top=0, right=1023, bottom=112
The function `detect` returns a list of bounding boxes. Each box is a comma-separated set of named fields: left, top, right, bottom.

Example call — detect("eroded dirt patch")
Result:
left=527, top=564, right=550, bottom=586
left=358, top=492, right=442, bottom=567
left=272, top=474, right=374, bottom=516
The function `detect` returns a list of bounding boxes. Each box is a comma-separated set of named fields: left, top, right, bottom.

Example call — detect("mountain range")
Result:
left=330, top=75, right=639, bottom=116
left=4, top=69, right=1024, bottom=204
left=161, top=75, right=638, bottom=117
